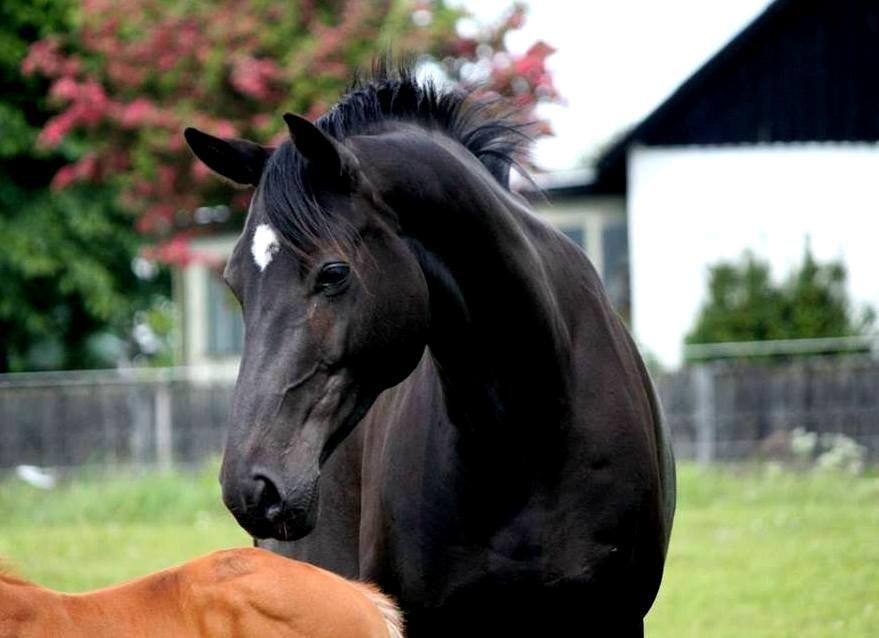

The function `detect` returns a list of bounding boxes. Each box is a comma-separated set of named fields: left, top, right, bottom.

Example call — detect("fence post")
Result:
left=693, top=363, right=716, bottom=465
left=154, top=375, right=173, bottom=471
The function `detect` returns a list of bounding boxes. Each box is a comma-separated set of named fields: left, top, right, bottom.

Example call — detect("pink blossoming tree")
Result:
left=25, top=0, right=557, bottom=265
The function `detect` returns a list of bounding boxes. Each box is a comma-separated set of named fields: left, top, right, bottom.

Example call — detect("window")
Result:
left=601, top=222, right=630, bottom=317
left=560, top=225, right=587, bottom=252
left=206, top=271, right=244, bottom=356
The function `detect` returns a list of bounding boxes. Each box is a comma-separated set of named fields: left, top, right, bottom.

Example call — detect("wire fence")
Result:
left=0, top=367, right=235, bottom=473
left=1, top=356, right=878, bottom=473
left=658, top=354, right=879, bottom=463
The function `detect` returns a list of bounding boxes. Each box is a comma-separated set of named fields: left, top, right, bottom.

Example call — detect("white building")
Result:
left=535, top=0, right=879, bottom=367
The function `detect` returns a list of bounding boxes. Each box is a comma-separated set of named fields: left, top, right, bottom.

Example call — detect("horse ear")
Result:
left=184, top=128, right=274, bottom=187
left=283, top=113, right=354, bottom=182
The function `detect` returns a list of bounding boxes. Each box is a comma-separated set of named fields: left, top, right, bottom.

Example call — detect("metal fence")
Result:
left=0, top=367, right=235, bottom=472
left=1, top=357, right=878, bottom=472
left=658, top=355, right=879, bottom=462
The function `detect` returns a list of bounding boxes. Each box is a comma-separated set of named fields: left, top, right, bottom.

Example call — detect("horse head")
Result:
left=186, top=115, right=429, bottom=540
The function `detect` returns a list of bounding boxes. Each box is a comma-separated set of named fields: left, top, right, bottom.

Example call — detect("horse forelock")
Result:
left=259, top=63, right=533, bottom=254
left=260, top=142, right=359, bottom=259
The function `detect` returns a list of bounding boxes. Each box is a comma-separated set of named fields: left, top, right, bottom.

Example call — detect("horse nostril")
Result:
left=265, top=502, right=282, bottom=522
left=253, top=474, right=284, bottom=524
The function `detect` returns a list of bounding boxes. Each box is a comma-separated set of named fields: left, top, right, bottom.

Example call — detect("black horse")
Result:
left=185, top=69, right=675, bottom=637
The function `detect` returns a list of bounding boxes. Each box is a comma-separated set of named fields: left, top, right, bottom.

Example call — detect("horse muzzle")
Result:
left=221, top=467, right=320, bottom=541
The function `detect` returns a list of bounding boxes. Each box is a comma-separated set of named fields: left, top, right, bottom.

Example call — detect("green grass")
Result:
left=1, top=463, right=877, bottom=635
left=646, top=465, right=879, bottom=637
left=0, top=463, right=249, bottom=590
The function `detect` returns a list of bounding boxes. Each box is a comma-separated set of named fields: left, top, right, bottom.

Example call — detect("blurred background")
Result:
left=1, top=0, right=877, bottom=635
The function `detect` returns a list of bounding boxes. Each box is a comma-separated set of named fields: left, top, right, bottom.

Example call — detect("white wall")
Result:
left=181, top=234, right=239, bottom=369
left=628, top=144, right=879, bottom=368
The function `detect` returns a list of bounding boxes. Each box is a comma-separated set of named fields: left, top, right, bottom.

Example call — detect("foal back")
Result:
left=0, top=548, right=402, bottom=638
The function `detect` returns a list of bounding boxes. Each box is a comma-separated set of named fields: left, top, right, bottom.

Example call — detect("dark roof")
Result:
left=592, top=0, right=879, bottom=194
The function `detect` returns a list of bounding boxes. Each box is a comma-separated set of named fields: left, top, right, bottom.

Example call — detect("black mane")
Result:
left=262, top=67, right=531, bottom=254
left=318, top=67, right=530, bottom=185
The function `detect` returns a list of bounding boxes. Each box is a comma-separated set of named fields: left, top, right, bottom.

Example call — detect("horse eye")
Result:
left=315, top=262, right=351, bottom=293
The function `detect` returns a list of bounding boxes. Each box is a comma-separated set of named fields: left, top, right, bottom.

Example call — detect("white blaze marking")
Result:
left=251, top=223, right=280, bottom=271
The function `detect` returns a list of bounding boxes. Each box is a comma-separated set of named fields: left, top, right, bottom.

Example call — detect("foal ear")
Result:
left=283, top=113, right=357, bottom=185
left=184, top=128, right=274, bottom=187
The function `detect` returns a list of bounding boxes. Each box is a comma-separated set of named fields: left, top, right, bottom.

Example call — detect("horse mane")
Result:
left=320, top=63, right=531, bottom=186
left=352, top=581, right=405, bottom=638
left=262, top=64, right=533, bottom=254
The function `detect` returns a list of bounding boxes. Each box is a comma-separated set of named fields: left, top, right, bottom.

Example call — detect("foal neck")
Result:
left=0, top=570, right=188, bottom=638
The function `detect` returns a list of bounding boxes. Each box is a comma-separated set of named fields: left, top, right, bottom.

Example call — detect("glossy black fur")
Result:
left=186, top=68, right=675, bottom=637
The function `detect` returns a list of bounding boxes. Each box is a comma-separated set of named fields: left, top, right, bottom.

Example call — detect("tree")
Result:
left=10, top=1, right=556, bottom=372
left=0, top=0, right=167, bottom=372
left=23, top=0, right=557, bottom=264
left=685, top=246, right=875, bottom=355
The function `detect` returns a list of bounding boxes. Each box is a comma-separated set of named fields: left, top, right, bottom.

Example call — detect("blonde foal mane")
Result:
left=353, top=581, right=405, bottom=638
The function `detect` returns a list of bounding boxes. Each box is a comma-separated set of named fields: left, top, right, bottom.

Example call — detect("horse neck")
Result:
left=358, top=129, right=571, bottom=433
left=0, top=576, right=76, bottom=635
left=24, top=576, right=188, bottom=637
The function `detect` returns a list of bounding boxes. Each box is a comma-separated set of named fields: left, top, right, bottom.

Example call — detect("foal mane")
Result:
left=262, top=64, right=533, bottom=253
left=352, top=581, right=405, bottom=638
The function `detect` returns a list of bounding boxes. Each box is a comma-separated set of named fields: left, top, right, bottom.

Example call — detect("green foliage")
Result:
left=0, top=0, right=169, bottom=372
left=686, top=246, right=875, bottom=353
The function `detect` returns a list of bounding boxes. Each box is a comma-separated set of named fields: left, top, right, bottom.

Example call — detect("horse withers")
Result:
left=0, top=548, right=403, bottom=637
left=186, top=67, right=675, bottom=636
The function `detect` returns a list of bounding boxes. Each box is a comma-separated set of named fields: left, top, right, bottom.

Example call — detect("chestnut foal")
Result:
left=0, top=548, right=403, bottom=638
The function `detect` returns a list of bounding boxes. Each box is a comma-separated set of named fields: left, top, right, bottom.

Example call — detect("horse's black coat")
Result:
left=186, top=68, right=675, bottom=637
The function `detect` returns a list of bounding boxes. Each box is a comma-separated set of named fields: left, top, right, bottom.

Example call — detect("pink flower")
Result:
left=118, top=98, right=157, bottom=128
left=142, top=235, right=194, bottom=266
left=230, top=56, right=282, bottom=100
left=49, top=154, right=100, bottom=190
left=38, top=111, right=76, bottom=147
left=191, top=160, right=212, bottom=183
left=51, top=164, right=78, bottom=190
left=503, top=5, right=526, bottom=30
left=22, top=39, right=63, bottom=77
left=212, top=120, right=238, bottom=138
left=49, top=77, right=79, bottom=101
left=157, top=165, right=176, bottom=191
left=526, top=41, right=556, bottom=61
left=136, top=203, right=176, bottom=235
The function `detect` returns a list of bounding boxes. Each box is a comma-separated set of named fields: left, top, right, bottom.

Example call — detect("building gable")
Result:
left=595, top=0, right=879, bottom=193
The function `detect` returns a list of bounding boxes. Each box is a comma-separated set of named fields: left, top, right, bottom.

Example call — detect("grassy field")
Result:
left=647, top=465, right=879, bottom=637
left=1, top=463, right=877, bottom=636
left=0, top=464, right=249, bottom=591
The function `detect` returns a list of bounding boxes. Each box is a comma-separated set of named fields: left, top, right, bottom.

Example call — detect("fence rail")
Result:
left=658, top=355, right=879, bottom=463
left=1, top=357, right=878, bottom=472
left=0, top=367, right=236, bottom=472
